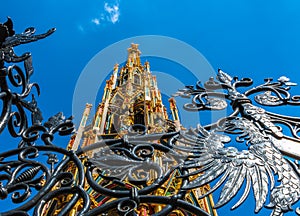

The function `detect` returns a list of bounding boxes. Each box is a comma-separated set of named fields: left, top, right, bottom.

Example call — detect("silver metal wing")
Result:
left=179, top=124, right=275, bottom=213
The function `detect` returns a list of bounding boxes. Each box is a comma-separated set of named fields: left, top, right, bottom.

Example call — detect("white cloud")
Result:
left=89, top=0, right=120, bottom=29
left=92, top=18, right=100, bottom=25
left=104, top=1, right=120, bottom=24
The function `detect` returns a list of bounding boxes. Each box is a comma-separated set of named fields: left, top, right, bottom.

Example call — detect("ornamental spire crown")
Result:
left=127, top=43, right=141, bottom=66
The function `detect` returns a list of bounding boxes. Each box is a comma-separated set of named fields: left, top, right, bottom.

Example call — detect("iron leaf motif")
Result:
left=90, top=152, right=162, bottom=185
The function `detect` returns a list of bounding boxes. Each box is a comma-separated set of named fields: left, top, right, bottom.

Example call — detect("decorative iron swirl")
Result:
left=0, top=17, right=53, bottom=135
left=0, top=144, right=87, bottom=215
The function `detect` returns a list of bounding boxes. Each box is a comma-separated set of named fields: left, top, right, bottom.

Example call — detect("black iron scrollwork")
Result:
left=1, top=18, right=300, bottom=216
left=0, top=18, right=82, bottom=216
left=0, top=17, right=55, bottom=137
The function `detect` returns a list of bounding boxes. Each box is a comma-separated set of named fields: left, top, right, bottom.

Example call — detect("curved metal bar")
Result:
left=0, top=95, right=12, bottom=134
left=33, top=186, right=90, bottom=216
left=86, top=195, right=209, bottom=216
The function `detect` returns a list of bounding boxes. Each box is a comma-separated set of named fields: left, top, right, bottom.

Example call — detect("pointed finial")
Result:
left=126, top=43, right=141, bottom=66
left=114, top=63, right=119, bottom=71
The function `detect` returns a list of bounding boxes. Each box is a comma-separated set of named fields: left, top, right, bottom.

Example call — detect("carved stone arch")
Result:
left=122, top=74, right=128, bottom=84
left=134, top=73, right=141, bottom=85
left=120, top=68, right=129, bottom=85
left=133, top=99, right=145, bottom=125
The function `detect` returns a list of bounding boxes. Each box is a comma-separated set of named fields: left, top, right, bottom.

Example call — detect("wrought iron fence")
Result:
left=1, top=18, right=300, bottom=216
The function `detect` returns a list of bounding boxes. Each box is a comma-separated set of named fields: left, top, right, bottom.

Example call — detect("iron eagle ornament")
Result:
left=172, top=69, right=300, bottom=215
left=1, top=18, right=300, bottom=216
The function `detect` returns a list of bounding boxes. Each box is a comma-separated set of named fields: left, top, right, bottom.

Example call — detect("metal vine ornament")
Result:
left=1, top=17, right=300, bottom=216
left=0, top=18, right=76, bottom=215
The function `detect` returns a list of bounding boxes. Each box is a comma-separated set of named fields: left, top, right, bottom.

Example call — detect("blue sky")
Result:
left=2, top=0, right=300, bottom=215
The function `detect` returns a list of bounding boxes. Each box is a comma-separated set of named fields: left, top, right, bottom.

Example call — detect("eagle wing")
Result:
left=176, top=125, right=275, bottom=213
